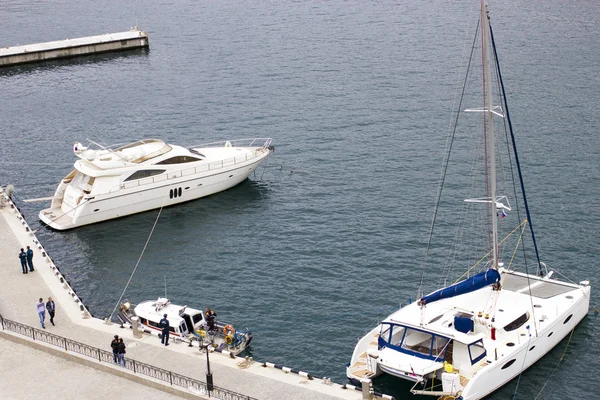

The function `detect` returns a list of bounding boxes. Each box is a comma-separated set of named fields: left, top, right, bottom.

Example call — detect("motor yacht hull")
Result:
left=39, top=140, right=272, bottom=230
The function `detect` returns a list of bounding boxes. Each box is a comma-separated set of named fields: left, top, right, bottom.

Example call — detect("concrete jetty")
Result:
left=0, top=29, right=149, bottom=67
left=0, top=187, right=393, bottom=400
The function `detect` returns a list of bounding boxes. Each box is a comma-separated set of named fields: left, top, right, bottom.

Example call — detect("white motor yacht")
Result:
left=39, top=138, right=273, bottom=230
left=347, top=2, right=590, bottom=399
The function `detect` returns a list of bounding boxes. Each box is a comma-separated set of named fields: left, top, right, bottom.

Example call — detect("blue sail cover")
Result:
left=420, top=269, right=500, bottom=305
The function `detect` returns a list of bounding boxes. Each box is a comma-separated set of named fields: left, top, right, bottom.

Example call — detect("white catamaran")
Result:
left=347, top=2, right=590, bottom=399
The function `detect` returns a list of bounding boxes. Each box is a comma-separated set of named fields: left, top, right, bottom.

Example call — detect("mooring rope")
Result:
left=108, top=193, right=169, bottom=321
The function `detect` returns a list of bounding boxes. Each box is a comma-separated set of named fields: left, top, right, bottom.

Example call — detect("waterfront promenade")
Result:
left=0, top=190, right=379, bottom=400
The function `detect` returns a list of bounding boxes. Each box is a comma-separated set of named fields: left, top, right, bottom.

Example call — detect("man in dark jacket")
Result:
left=26, top=246, right=35, bottom=272
left=18, top=248, right=27, bottom=274
left=46, top=297, right=56, bottom=326
left=205, top=307, right=217, bottom=332
left=159, top=314, right=170, bottom=346
left=111, top=335, right=120, bottom=363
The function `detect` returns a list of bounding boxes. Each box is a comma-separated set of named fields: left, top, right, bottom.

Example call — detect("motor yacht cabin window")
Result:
left=189, top=149, right=205, bottom=157
left=155, top=156, right=201, bottom=165
left=503, top=312, right=530, bottom=332
left=192, top=313, right=204, bottom=325
left=71, top=171, right=91, bottom=189
left=124, top=169, right=166, bottom=182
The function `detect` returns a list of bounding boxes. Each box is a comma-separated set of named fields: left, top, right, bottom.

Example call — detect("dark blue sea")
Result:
left=1, top=1, right=598, bottom=398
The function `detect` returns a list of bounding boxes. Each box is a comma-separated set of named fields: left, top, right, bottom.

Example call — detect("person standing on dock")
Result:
left=26, top=246, right=35, bottom=272
left=46, top=297, right=56, bottom=326
left=36, top=298, right=46, bottom=329
left=111, top=335, right=120, bottom=363
left=159, top=314, right=170, bottom=346
left=19, top=248, right=27, bottom=274
left=117, top=338, right=126, bottom=366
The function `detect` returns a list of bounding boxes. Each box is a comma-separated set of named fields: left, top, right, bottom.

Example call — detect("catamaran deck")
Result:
left=502, top=272, right=579, bottom=298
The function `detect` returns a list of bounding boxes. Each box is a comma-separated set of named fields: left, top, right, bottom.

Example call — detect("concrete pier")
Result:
left=0, top=187, right=392, bottom=400
left=0, top=29, right=149, bottom=67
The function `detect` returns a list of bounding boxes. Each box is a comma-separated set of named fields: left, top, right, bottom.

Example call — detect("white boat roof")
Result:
left=385, top=270, right=581, bottom=345
left=134, top=298, right=203, bottom=326
left=72, top=138, right=265, bottom=177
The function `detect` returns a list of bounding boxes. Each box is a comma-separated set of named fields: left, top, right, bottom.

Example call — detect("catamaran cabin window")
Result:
left=432, top=335, right=450, bottom=358
left=124, top=169, right=166, bottom=181
left=468, top=339, right=486, bottom=364
left=379, top=323, right=450, bottom=361
left=155, top=156, right=201, bottom=165
left=503, top=312, right=530, bottom=332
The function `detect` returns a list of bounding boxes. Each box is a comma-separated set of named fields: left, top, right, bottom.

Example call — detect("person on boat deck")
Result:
left=18, top=248, right=27, bottom=274
left=205, top=307, right=217, bottom=331
left=26, top=245, right=35, bottom=272
left=159, top=314, right=170, bottom=346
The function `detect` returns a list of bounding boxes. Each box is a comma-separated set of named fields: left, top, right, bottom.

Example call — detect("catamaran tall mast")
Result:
left=482, top=0, right=499, bottom=270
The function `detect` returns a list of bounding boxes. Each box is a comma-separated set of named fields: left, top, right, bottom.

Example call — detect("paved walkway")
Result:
left=0, top=193, right=371, bottom=400
left=0, top=336, right=185, bottom=400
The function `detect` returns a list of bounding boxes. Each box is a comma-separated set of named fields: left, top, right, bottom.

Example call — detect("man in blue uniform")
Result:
left=159, top=313, right=170, bottom=346
left=18, top=248, right=27, bottom=274
left=26, top=246, right=35, bottom=272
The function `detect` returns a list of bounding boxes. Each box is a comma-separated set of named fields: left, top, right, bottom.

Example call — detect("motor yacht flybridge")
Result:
left=39, top=138, right=273, bottom=230
left=347, top=2, right=590, bottom=399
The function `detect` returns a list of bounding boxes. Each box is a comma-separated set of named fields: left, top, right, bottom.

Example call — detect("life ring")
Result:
left=225, top=336, right=233, bottom=345
left=223, top=324, right=235, bottom=336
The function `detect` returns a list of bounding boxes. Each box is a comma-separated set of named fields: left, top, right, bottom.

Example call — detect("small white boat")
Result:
left=347, top=2, right=590, bottom=399
left=39, top=138, right=274, bottom=230
left=118, top=298, right=253, bottom=355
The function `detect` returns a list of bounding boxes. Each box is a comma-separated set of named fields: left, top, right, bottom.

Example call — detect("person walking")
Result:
left=19, top=248, right=28, bottom=274
left=26, top=246, right=35, bottom=272
left=110, top=335, right=120, bottom=364
left=117, top=338, right=126, bottom=367
left=36, top=298, right=46, bottom=329
left=159, top=313, right=170, bottom=346
left=46, top=297, right=56, bottom=326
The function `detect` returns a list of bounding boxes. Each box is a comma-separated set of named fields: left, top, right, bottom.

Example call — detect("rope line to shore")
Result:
left=108, top=193, right=169, bottom=321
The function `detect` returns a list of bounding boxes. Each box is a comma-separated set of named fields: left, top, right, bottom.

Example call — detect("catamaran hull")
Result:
left=39, top=153, right=269, bottom=230
left=459, top=291, right=589, bottom=400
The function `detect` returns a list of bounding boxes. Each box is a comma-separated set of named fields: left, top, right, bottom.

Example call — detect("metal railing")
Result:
left=0, top=315, right=257, bottom=400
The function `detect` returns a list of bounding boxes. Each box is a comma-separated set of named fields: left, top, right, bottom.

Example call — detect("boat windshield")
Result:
left=379, top=323, right=450, bottom=361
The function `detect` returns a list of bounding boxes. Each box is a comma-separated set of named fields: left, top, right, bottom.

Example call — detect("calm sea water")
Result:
left=1, top=1, right=598, bottom=399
